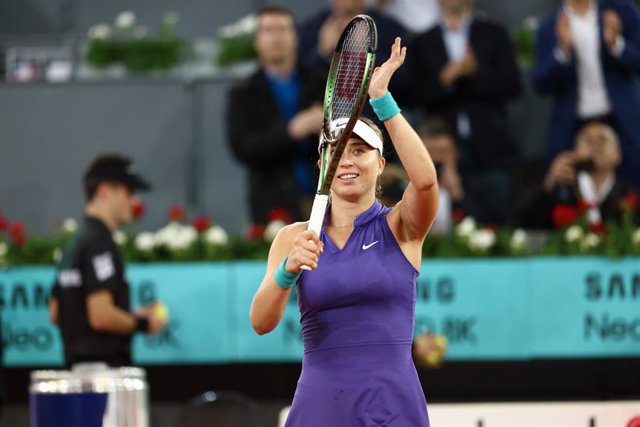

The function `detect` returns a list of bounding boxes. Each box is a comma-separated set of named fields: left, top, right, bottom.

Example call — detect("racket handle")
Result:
left=307, top=194, right=329, bottom=236
left=301, top=194, right=329, bottom=271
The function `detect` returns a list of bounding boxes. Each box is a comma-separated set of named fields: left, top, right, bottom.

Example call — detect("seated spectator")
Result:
left=410, top=0, right=522, bottom=224
left=226, top=6, right=325, bottom=226
left=531, top=0, right=640, bottom=190
left=513, top=121, right=640, bottom=229
left=382, top=117, right=480, bottom=233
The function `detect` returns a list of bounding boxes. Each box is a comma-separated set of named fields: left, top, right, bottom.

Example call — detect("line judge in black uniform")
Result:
left=49, top=154, right=166, bottom=367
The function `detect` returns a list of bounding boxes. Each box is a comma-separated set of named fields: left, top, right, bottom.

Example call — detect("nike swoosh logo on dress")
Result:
left=362, top=241, right=379, bottom=250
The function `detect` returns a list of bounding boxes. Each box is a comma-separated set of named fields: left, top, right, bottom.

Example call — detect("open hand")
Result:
left=368, top=37, right=406, bottom=99
left=603, top=10, right=622, bottom=51
left=555, top=11, right=572, bottom=55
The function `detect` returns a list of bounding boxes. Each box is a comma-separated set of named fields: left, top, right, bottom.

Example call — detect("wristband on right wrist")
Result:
left=135, top=317, right=149, bottom=333
left=274, top=257, right=301, bottom=290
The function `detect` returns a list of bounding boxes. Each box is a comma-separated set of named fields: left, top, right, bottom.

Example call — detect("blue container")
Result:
left=30, top=364, right=149, bottom=427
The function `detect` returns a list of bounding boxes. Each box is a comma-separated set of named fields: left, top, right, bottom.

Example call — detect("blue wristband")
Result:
left=274, top=257, right=301, bottom=289
left=369, top=92, right=401, bottom=121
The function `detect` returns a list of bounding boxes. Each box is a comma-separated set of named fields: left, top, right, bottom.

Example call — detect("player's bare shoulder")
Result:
left=271, top=222, right=310, bottom=249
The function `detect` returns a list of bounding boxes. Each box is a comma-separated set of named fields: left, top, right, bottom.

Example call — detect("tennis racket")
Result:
left=306, top=14, right=378, bottom=240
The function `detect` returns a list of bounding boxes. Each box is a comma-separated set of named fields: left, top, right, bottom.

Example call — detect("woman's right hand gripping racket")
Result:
left=301, top=15, right=377, bottom=270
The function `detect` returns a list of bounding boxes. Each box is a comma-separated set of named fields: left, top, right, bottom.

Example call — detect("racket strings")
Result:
left=331, top=21, right=370, bottom=124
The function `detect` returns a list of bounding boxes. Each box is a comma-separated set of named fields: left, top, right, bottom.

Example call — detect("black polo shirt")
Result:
left=52, top=216, right=132, bottom=367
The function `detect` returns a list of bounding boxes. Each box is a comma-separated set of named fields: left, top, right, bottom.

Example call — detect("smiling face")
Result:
left=329, top=138, right=385, bottom=201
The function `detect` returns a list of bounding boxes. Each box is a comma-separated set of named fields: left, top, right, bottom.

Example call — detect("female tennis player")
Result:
left=250, top=37, right=438, bottom=426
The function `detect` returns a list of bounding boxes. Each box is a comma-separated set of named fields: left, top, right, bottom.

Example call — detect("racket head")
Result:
left=317, top=14, right=377, bottom=195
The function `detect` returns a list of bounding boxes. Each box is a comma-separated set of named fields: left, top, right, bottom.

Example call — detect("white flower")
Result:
left=113, top=230, right=128, bottom=246
left=633, top=228, right=640, bottom=245
left=133, top=25, right=147, bottom=38
left=455, top=217, right=476, bottom=238
left=565, top=225, right=584, bottom=243
left=204, top=225, right=229, bottom=245
left=0, top=242, right=7, bottom=267
left=135, top=232, right=155, bottom=252
left=581, top=233, right=601, bottom=250
left=53, top=247, right=62, bottom=263
left=88, top=24, right=112, bottom=40
left=164, top=11, right=180, bottom=26
left=264, top=220, right=286, bottom=242
left=510, top=229, right=527, bottom=249
left=155, top=222, right=197, bottom=250
left=62, top=218, right=77, bottom=233
left=237, top=14, right=257, bottom=33
left=468, top=229, right=496, bottom=251
left=218, top=13, right=257, bottom=38
left=115, top=11, right=136, bottom=29
left=524, top=16, right=539, bottom=32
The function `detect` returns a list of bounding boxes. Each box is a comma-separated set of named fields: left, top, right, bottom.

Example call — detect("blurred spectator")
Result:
left=368, top=0, right=441, bottom=35
left=381, top=117, right=489, bottom=232
left=531, top=0, right=640, bottom=190
left=226, top=6, right=325, bottom=225
left=410, top=0, right=522, bottom=224
left=513, top=121, right=640, bottom=229
left=297, top=0, right=411, bottom=105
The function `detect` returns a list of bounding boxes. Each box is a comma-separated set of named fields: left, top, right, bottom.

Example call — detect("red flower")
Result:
left=132, top=201, right=146, bottom=220
left=621, top=191, right=639, bottom=212
left=168, top=204, right=185, bottom=222
left=192, top=215, right=212, bottom=233
left=552, top=204, right=578, bottom=229
left=452, top=208, right=465, bottom=224
left=247, top=223, right=266, bottom=240
left=9, top=222, right=26, bottom=247
left=267, top=208, right=292, bottom=224
left=588, top=222, right=608, bottom=234
left=576, top=198, right=595, bottom=215
left=0, top=214, right=8, bottom=232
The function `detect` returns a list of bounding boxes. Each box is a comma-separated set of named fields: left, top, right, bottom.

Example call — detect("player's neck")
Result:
left=85, top=204, right=117, bottom=231
left=329, top=195, right=376, bottom=228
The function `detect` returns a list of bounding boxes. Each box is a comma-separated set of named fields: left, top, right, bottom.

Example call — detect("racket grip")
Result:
left=307, top=194, right=329, bottom=236
left=301, top=194, right=329, bottom=271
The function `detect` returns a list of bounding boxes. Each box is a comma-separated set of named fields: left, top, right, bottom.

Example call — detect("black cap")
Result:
left=84, top=154, right=151, bottom=192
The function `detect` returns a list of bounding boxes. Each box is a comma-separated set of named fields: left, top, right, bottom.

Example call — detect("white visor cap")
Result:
left=321, top=118, right=384, bottom=156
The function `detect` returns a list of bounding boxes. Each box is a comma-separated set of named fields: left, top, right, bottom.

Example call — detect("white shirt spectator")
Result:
left=565, top=3, right=612, bottom=118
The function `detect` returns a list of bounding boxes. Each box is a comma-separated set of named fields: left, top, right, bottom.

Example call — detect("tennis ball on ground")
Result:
left=154, top=303, right=169, bottom=320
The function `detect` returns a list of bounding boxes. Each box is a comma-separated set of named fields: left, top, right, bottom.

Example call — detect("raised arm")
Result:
left=370, top=38, right=439, bottom=245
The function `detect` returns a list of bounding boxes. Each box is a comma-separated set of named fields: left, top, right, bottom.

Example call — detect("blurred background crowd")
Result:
left=1, top=0, right=640, bottom=426
left=1, top=0, right=638, bottom=242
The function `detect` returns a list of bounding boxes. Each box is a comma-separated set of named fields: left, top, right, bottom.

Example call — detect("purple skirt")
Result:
left=284, top=342, right=429, bottom=427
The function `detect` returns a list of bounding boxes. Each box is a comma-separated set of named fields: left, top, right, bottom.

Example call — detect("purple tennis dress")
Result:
left=285, top=201, right=430, bottom=427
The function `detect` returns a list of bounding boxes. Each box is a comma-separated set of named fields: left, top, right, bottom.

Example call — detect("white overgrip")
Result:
left=307, top=194, right=329, bottom=236
left=301, top=194, right=329, bottom=271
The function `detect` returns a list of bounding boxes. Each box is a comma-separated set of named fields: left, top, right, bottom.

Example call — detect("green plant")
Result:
left=215, top=14, right=257, bottom=67
left=85, top=11, right=185, bottom=73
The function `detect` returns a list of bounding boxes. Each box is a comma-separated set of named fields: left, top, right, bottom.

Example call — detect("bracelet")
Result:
left=369, top=92, right=401, bottom=121
left=135, top=317, right=149, bottom=333
left=274, top=257, right=301, bottom=289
